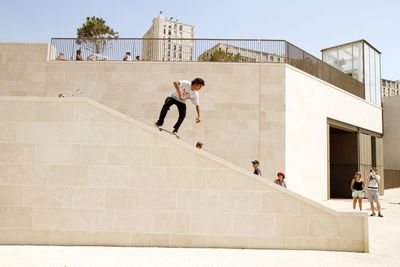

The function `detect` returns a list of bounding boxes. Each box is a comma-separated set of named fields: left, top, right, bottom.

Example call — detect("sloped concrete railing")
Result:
left=0, top=96, right=368, bottom=252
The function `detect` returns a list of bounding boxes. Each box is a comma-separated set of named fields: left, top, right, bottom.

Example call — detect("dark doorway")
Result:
left=371, top=136, right=376, bottom=168
left=329, top=127, right=359, bottom=198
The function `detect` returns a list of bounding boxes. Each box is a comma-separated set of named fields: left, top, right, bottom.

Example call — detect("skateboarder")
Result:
left=155, top=78, right=205, bottom=134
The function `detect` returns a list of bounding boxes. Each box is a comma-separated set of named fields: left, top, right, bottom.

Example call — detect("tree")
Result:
left=200, top=48, right=241, bottom=62
left=76, top=16, right=119, bottom=54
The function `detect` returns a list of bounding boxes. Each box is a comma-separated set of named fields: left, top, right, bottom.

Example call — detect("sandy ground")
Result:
left=1, top=188, right=399, bottom=267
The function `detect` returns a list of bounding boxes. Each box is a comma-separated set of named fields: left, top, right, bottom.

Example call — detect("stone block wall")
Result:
left=0, top=97, right=368, bottom=252
left=0, top=43, right=286, bottom=180
left=0, top=43, right=48, bottom=96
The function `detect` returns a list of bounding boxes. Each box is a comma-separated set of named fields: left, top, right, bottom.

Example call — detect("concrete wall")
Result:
left=384, top=169, right=400, bottom=189
left=285, top=66, right=383, bottom=200
left=45, top=61, right=287, bottom=179
left=382, top=95, right=400, bottom=188
left=0, top=97, right=368, bottom=252
left=0, top=43, right=48, bottom=96
left=0, top=43, right=384, bottom=200
left=0, top=43, right=285, bottom=180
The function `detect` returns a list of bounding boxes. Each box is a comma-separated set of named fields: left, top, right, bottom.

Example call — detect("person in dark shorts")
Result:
left=251, top=160, right=262, bottom=176
left=155, top=78, right=205, bottom=134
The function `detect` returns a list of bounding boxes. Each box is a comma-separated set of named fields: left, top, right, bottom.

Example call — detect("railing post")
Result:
left=72, top=39, right=76, bottom=61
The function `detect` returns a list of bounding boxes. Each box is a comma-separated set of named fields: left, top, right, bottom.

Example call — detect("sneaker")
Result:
left=154, top=122, right=161, bottom=128
left=378, top=214, right=383, bottom=217
left=370, top=212, right=375, bottom=216
left=173, top=129, right=178, bottom=134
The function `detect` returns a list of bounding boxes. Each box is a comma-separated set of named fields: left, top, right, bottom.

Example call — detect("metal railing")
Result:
left=285, top=42, right=365, bottom=98
left=50, top=38, right=287, bottom=62
left=49, top=38, right=364, bottom=98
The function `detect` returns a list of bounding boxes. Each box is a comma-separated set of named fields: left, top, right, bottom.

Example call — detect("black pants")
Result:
left=156, top=97, right=186, bottom=131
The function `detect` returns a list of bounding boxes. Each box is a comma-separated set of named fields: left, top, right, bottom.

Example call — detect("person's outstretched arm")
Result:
left=196, top=105, right=201, bottom=123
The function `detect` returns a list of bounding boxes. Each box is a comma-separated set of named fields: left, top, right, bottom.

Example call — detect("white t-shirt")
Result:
left=170, top=80, right=199, bottom=105
left=368, top=174, right=380, bottom=190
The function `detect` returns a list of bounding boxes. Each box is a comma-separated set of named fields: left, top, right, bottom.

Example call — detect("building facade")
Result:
left=320, top=40, right=384, bottom=197
left=382, top=78, right=400, bottom=97
left=198, top=43, right=286, bottom=63
left=0, top=40, right=384, bottom=201
left=382, top=95, right=400, bottom=189
left=142, top=12, right=194, bottom=61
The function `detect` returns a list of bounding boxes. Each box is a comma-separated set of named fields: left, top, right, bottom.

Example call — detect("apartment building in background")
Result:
left=142, top=11, right=195, bottom=61
left=198, top=43, right=286, bottom=63
left=382, top=78, right=400, bottom=97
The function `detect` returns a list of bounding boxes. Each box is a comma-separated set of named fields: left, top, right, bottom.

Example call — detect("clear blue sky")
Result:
left=1, top=0, right=398, bottom=80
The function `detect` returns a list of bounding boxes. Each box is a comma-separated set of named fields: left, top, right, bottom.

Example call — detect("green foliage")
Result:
left=201, top=49, right=241, bottom=62
left=76, top=16, right=119, bottom=54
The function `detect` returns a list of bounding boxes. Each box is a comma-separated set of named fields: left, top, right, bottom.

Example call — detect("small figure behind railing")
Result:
left=123, top=51, right=131, bottom=61
left=76, top=49, right=83, bottom=61
left=56, top=52, right=65, bottom=60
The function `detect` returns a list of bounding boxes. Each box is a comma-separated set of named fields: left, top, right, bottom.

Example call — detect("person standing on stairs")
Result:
left=251, top=160, right=262, bottom=176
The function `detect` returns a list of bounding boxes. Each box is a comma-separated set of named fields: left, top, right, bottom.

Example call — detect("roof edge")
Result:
left=321, top=39, right=381, bottom=54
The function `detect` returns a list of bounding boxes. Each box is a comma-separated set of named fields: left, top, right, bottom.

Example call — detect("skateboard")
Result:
left=158, top=127, right=180, bottom=139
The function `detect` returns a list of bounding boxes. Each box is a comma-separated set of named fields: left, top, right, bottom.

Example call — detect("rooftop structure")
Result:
left=322, top=40, right=382, bottom=106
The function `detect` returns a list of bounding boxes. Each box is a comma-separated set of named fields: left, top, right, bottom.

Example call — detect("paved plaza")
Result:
left=1, top=188, right=399, bottom=267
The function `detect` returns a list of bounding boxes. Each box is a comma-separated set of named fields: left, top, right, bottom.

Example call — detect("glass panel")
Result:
left=329, top=66, right=345, bottom=89
left=364, top=43, right=370, bottom=102
left=338, top=45, right=353, bottom=76
left=375, top=51, right=381, bottom=106
left=318, top=61, right=331, bottom=81
left=352, top=43, right=363, bottom=82
left=323, top=49, right=338, bottom=68
left=370, top=47, right=376, bottom=104
left=303, top=52, right=318, bottom=77
left=288, top=43, right=304, bottom=69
